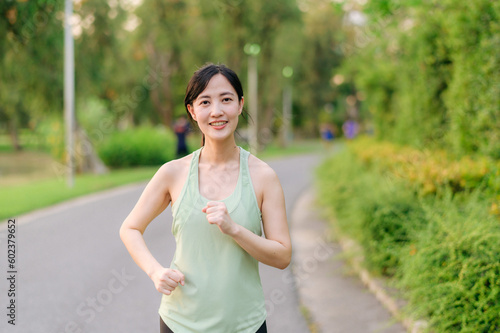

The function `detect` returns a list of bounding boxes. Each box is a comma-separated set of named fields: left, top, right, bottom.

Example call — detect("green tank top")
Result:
left=159, top=146, right=267, bottom=332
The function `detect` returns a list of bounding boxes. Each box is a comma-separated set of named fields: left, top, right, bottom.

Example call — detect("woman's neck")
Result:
left=200, top=138, right=239, bottom=165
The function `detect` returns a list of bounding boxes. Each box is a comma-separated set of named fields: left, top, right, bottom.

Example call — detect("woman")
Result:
left=120, top=63, right=292, bottom=333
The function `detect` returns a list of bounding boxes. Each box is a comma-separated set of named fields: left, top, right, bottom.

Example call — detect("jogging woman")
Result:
left=120, top=63, right=292, bottom=333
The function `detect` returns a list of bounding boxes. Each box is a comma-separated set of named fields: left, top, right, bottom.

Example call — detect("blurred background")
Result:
left=1, top=0, right=498, bottom=180
left=2, top=0, right=499, bottom=226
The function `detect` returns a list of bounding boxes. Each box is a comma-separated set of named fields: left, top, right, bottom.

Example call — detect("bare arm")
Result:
left=119, top=164, right=184, bottom=294
left=202, top=166, right=292, bottom=269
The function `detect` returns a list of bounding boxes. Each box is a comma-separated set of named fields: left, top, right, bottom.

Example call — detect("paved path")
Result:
left=291, top=188, right=407, bottom=333
left=0, top=148, right=407, bottom=333
left=0, top=152, right=320, bottom=332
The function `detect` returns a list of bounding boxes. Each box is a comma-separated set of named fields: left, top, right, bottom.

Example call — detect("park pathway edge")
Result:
left=290, top=187, right=428, bottom=333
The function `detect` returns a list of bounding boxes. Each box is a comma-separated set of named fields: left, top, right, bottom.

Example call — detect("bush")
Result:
left=398, top=188, right=500, bottom=332
left=349, top=136, right=500, bottom=199
left=34, top=116, right=65, bottom=161
left=340, top=0, right=500, bottom=159
left=316, top=149, right=367, bottom=239
left=360, top=190, right=426, bottom=276
left=316, top=143, right=500, bottom=332
left=98, top=126, right=176, bottom=168
left=316, top=149, right=426, bottom=276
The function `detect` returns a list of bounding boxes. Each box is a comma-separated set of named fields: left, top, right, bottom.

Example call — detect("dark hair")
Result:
left=184, top=63, right=248, bottom=146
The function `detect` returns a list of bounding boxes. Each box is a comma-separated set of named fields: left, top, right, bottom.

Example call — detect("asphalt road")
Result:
left=0, top=151, right=323, bottom=333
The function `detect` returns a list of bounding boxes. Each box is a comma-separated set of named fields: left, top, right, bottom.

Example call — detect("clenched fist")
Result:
left=150, top=267, right=185, bottom=296
left=202, top=201, right=239, bottom=236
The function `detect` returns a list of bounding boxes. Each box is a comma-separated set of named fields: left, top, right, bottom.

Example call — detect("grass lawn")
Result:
left=0, top=167, right=158, bottom=221
left=1, top=138, right=327, bottom=221
left=256, top=139, right=328, bottom=160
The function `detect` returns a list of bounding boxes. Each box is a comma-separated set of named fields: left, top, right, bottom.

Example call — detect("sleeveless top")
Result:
left=159, top=146, right=267, bottom=333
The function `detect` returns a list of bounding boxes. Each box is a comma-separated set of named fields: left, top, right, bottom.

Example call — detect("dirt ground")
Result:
left=0, top=150, right=58, bottom=186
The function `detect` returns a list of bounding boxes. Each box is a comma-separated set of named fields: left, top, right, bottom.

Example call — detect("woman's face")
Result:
left=187, top=74, right=243, bottom=142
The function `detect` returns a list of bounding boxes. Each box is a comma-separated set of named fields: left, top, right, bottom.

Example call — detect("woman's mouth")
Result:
left=210, top=121, right=228, bottom=130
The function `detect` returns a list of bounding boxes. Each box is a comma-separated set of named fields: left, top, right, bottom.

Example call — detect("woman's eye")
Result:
left=200, top=100, right=209, bottom=105
left=223, top=98, right=232, bottom=102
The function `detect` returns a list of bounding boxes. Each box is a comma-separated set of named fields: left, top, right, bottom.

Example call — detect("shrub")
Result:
left=340, top=0, right=500, bottom=159
left=349, top=136, right=499, bottom=199
left=359, top=189, right=426, bottom=276
left=316, top=143, right=500, bottom=332
left=316, top=149, right=366, bottom=239
left=398, top=188, right=500, bottom=332
left=98, top=126, right=176, bottom=168
left=316, top=149, right=426, bottom=276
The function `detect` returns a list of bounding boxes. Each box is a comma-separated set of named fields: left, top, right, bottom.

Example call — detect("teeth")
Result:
left=211, top=122, right=227, bottom=126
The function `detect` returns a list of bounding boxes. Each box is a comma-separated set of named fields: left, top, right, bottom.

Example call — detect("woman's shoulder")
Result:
left=155, top=153, right=193, bottom=182
left=247, top=153, right=280, bottom=185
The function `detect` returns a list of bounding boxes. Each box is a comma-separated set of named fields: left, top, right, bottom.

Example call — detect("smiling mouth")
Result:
left=210, top=121, right=228, bottom=126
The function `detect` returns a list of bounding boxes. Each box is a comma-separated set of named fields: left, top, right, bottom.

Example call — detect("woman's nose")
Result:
left=210, top=102, right=224, bottom=116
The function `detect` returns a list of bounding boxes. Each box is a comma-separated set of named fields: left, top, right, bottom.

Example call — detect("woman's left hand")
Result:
left=202, top=201, right=239, bottom=236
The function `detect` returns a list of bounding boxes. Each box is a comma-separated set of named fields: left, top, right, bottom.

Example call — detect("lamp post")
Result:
left=244, top=43, right=260, bottom=155
left=282, top=66, right=293, bottom=147
left=64, top=0, right=75, bottom=187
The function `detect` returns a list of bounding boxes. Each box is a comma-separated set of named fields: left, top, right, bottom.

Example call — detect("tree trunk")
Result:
left=8, top=117, right=22, bottom=151
left=75, top=126, right=108, bottom=174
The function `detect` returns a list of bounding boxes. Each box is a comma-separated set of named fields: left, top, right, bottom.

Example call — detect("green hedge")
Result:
left=98, top=126, right=176, bottom=168
left=316, top=149, right=427, bottom=276
left=316, top=148, right=500, bottom=332
left=339, top=0, right=500, bottom=159
left=399, top=189, right=500, bottom=332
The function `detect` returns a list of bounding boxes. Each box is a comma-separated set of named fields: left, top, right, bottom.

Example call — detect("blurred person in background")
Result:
left=320, top=122, right=335, bottom=149
left=342, top=118, right=359, bottom=140
left=173, top=115, right=191, bottom=158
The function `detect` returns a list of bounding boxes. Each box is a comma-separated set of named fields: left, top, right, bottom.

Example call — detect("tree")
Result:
left=0, top=0, right=62, bottom=151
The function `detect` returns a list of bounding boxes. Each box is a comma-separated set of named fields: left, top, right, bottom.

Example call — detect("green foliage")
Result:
left=316, top=149, right=365, bottom=237
left=0, top=166, right=157, bottom=220
left=77, top=97, right=110, bottom=135
left=98, top=126, right=176, bottom=168
left=295, top=3, right=343, bottom=135
left=442, top=0, right=500, bottom=159
left=339, top=0, right=500, bottom=159
left=348, top=136, right=500, bottom=198
left=399, top=189, right=500, bottom=332
left=1, top=0, right=346, bottom=152
left=316, top=149, right=426, bottom=276
left=1, top=0, right=63, bottom=148
left=359, top=190, right=426, bottom=276
left=35, top=116, right=65, bottom=161
left=316, top=146, right=500, bottom=332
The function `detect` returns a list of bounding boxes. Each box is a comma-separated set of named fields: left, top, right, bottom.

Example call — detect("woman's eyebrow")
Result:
left=198, top=91, right=235, bottom=100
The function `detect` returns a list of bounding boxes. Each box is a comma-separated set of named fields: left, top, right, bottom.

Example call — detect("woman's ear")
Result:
left=187, top=104, right=197, bottom=121
left=238, top=97, right=244, bottom=116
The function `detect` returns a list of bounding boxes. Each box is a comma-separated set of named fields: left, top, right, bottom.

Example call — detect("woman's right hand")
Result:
left=150, top=267, right=185, bottom=295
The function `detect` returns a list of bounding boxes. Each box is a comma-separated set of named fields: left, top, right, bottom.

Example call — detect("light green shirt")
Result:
left=159, top=146, right=267, bottom=332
